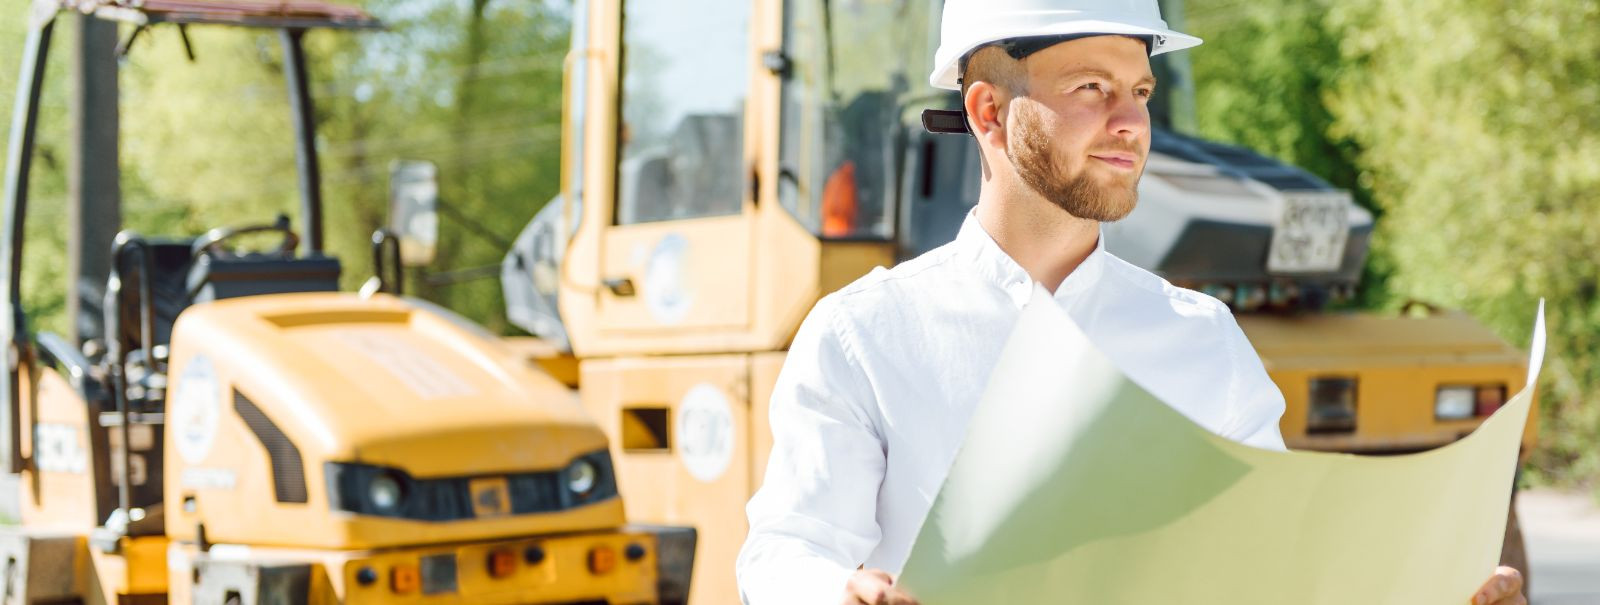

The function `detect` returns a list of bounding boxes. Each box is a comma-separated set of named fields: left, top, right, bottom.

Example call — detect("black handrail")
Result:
left=0, top=16, right=57, bottom=475
left=103, top=230, right=157, bottom=520
left=281, top=28, right=324, bottom=256
left=371, top=229, right=404, bottom=295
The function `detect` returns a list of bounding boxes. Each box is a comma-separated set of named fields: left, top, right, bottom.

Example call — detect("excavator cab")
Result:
left=557, top=0, right=918, bottom=359
left=534, top=2, right=937, bottom=602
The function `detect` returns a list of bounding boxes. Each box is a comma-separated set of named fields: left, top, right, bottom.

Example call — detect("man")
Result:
left=737, top=1, right=1526, bottom=604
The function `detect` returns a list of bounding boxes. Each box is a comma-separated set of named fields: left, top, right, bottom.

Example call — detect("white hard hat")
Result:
left=930, top=0, right=1203, bottom=90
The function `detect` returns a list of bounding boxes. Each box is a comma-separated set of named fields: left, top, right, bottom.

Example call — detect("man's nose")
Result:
left=1106, top=93, right=1149, bottom=142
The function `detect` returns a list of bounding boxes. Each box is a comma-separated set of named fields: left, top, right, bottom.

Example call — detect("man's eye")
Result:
left=1079, top=83, right=1102, bottom=92
left=1136, top=88, right=1155, bottom=99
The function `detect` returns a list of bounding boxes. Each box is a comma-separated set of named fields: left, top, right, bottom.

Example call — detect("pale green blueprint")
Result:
left=899, top=287, right=1543, bottom=604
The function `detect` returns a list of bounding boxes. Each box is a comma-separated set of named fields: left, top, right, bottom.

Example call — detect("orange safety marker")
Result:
left=587, top=546, right=617, bottom=575
left=488, top=548, right=517, bottom=579
left=391, top=563, right=421, bottom=593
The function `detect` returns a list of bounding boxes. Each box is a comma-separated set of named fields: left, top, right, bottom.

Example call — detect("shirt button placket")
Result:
left=1009, top=279, right=1031, bottom=307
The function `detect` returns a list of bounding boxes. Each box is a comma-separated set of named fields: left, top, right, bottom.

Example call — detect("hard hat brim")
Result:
left=929, top=22, right=1202, bottom=91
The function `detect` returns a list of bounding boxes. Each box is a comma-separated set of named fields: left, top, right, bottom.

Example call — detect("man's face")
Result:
left=1004, top=36, right=1155, bottom=222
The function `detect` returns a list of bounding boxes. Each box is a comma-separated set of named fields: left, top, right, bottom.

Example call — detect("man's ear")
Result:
left=964, top=80, right=1007, bottom=152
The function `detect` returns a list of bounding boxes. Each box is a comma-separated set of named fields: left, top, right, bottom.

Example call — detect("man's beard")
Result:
left=1007, top=102, right=1141, bottom=222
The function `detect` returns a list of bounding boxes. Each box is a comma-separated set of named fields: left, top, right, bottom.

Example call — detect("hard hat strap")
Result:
left=958, top=33, right=1157, bottom=76
left=997, top=33, right=1107, bottom=61
left=921, top=109, right=971, bottom=135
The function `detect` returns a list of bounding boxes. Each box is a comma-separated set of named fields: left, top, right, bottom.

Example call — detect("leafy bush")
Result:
left=1190, top=0, right=1600, bottom=490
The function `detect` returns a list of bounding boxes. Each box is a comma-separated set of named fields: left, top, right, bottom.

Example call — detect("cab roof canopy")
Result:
left=59, top=0, right=380, bottom=30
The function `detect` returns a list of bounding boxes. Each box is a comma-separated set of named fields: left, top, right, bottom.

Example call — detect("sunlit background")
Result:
left=1, top=0, right=1597, bottom=493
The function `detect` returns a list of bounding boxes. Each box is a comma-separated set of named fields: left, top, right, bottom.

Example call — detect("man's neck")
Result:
left=974, top=190, right=1101, bottom=293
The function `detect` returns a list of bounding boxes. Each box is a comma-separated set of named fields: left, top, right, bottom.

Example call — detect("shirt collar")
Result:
left=953, top=210, right=1108, bottom=306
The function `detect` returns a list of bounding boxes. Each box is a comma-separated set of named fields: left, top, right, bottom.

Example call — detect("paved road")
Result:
left=1521, top=489, right=1600, bottom=605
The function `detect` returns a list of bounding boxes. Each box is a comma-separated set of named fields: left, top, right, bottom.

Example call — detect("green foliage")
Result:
left=313, top=0, right=569, bottom=331
left=121, top=27, right=301, bottom=231
left=1188, top=0, right=1358, bottom=196
left=1324, top=0, right=1600, bottom=489
left=1189, top=0, right=1600, bottom=488
left=1185, top=0, right=1394, bottom=307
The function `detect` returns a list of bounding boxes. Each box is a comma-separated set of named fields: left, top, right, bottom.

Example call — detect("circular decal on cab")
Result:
left=171, top=355, right=220, bottom=464
left=676, top=384, right=734, bottom=483
left=644, top=233, right=693, bottom=325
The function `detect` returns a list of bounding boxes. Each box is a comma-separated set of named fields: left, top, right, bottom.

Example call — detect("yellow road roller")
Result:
left=0, top=1, right=694, bottom=602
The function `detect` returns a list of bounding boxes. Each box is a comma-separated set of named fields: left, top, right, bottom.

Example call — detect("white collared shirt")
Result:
left=736, top=213, right=1286, bottom=605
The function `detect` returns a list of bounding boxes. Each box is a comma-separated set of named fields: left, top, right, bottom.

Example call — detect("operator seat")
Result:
left=106, top=230, right=344, bottom=382
left=185, top=253, right=341, bottom=304
left=107, top=243, right=344, bottom=351
left=107, top=234, right=345, bottom=362
left=108, top=238, right=199, bottom=353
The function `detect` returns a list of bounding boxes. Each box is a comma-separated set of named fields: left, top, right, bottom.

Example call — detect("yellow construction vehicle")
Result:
left=1, top=1, right=693, bottom=602
left=498, top=0, right=1537, bottom=602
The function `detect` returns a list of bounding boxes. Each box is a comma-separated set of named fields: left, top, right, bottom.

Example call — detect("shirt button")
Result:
left=1008, top=280, right=1031, bottom=306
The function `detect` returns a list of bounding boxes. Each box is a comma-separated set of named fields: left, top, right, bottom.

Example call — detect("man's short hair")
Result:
left=960, top=45, right=1029, bottom=100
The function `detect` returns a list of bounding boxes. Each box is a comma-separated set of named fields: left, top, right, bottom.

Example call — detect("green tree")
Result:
left=1190, top=0, right=1600, bottom=488
left=312, top=0, right=570, bottom=331
left=1185, top=0, right=1392, bottom=305
left=1188, top=0, right=1358, bottom=193
left=1325, top=0, right=1600, bottom=488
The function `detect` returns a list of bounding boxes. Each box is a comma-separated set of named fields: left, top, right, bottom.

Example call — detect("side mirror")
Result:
left=388, top=160, right=439, bottom=267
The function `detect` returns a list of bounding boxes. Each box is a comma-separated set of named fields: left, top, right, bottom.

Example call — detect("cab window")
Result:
left=778, top=0, right=930, bottom=239
left=615, top=0, right=750, bottom=225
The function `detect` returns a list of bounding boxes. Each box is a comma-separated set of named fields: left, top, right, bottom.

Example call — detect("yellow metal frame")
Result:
left=580, top=355, right=752, bottom=605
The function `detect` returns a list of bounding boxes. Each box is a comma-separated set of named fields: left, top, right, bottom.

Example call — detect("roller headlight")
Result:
left=566, top=459, right=598, bottom=495
left=560, top=450, right=619, bottom=508
left=369, top=473, right=404, bottom=513
left=326, top=462, right=417, bottom=518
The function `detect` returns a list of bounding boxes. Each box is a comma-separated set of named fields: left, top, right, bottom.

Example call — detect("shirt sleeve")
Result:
left=737, top=294, right=888, bottom=605
left=1219, top=312, right=1289, bottom=451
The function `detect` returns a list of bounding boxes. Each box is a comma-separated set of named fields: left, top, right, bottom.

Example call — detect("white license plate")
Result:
left=1266, top=191, right=1351, bottom=274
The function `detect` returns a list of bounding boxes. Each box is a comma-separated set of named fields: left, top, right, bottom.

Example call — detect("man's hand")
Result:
left=1471, top=566, right=1526, bottom=605
left=843, top=569, right=920, bottom=605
